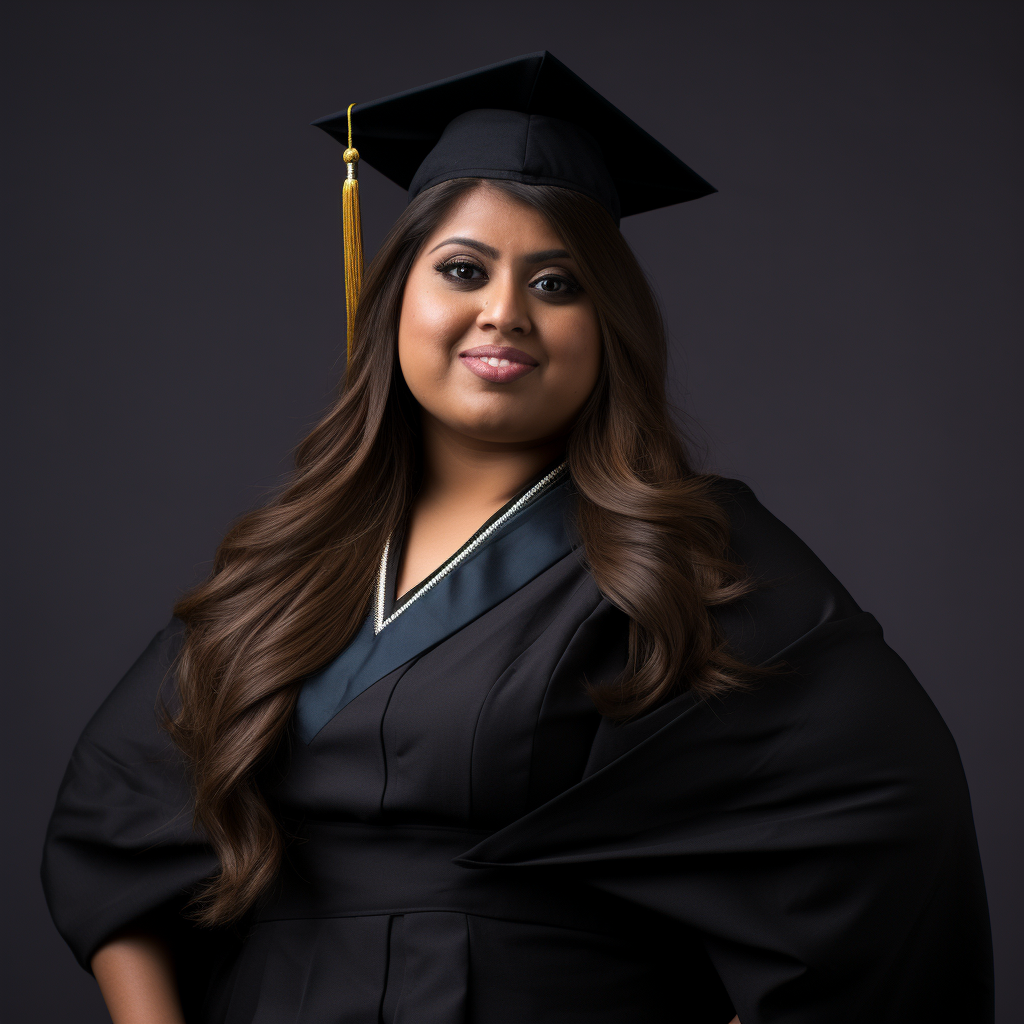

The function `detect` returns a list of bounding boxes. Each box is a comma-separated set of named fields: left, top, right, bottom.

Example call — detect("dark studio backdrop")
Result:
left=3, top=2, right=1020, bottom=1021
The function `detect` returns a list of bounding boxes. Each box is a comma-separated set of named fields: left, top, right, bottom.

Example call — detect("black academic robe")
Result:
left=41, top=475, right=993, bottom=1023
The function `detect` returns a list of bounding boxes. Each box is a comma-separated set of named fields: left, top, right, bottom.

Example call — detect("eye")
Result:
left=435, top=258, right=486, bottom=283
left=531, top=274, right=579, bottom=296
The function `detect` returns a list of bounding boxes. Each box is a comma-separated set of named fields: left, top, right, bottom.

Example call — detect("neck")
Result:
left=417, top=413, right=565, bottom=512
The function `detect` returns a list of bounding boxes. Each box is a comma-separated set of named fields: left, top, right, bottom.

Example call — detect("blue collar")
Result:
left=295, top=470, right=577, bottom=744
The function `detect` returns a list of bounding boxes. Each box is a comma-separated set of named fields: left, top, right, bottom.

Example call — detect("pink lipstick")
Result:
left=459, top=344, right=539, bottom=384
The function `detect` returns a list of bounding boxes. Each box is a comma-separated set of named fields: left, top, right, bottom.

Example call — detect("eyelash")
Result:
left=432, top=257, right=580, bottom=295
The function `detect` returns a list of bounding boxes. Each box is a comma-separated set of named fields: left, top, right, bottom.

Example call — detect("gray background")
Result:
left=3, top=2, right=1020, bottom=1021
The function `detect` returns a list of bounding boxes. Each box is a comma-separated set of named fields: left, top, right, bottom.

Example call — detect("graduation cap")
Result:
left=313, top=51, right=715, bottom=356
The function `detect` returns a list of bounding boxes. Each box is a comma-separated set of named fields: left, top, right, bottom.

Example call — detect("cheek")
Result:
left=398, top=276, right=474, bottom=373
left=542, top=304, right=602, bottom=390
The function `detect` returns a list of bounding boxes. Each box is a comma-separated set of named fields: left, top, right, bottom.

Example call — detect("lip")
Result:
left=459, top=344, right=539, bottom=384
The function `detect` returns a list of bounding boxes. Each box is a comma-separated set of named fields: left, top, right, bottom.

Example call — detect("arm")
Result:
left=91, top=932, right=186, bottom=1024
left=459, top=614, right=993, bottom=1022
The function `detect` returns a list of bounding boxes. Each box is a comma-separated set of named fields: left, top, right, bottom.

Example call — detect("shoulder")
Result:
left=706, top=481, right=954, bottom=764
left=709, top=477, right=862, bottom=665
left=77, top=617, right=187, bottom=754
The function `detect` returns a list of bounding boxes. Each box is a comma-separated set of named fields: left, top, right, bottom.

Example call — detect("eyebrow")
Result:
left=427, top=237, right=572, bottom=264
left=428, top=236, right=498, bottom=258
left=525, top=248, right=572, bottom=263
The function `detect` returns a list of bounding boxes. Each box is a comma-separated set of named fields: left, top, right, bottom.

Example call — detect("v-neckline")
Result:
left=374, top=461, right=568, bottom=635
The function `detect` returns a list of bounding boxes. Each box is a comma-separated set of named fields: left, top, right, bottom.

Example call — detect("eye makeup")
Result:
left=529, top=271, right=581, bottom=296
left=432, top=256, right=581, bottom=298
left=433, top=256, right=486, bottom=284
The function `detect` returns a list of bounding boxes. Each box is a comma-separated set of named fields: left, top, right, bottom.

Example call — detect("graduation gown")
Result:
left=41, top=474, right=994, bottom=1023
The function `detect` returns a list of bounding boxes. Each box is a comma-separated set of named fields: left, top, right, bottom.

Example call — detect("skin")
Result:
left=394, top=183, right=602, bottom=596
left=92, top=932, right=185, bottom=1024
left=89, top=184, right=743, bottom=1022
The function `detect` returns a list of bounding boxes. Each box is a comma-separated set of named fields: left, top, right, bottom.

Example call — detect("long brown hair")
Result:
left=168, top=177, right=751, bottom=926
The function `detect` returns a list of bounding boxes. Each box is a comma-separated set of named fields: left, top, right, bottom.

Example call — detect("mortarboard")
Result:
left=313, top=51, right=715, bottom=355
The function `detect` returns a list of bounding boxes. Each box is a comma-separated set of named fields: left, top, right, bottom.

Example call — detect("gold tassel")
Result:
left=341, top=102, right=363, bottom=361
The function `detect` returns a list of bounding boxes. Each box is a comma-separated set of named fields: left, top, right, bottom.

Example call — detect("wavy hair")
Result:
left=168, top=177, right=752, bottom=926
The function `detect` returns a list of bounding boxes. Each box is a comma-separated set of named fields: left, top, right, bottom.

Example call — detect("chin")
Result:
left=437, top=396, right=548, bottom=443
left=454, top=419, right=548, bottom=445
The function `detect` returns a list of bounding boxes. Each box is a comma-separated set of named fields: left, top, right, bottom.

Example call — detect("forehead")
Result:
left=425, top=185, right=566, bottom=252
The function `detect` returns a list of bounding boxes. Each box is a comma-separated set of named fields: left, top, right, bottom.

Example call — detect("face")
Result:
left=397, top=184, right=602, bottom=447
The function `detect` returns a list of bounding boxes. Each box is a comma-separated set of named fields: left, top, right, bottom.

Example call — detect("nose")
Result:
left=475, top=272, right=532, bottom=336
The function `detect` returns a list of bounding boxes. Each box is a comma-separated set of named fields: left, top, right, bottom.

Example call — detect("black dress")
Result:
left=41, top=471, right=993, bottom=1023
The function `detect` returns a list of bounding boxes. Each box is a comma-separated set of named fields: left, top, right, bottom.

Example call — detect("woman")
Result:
left=42, top=53, right=993, bottom=1024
